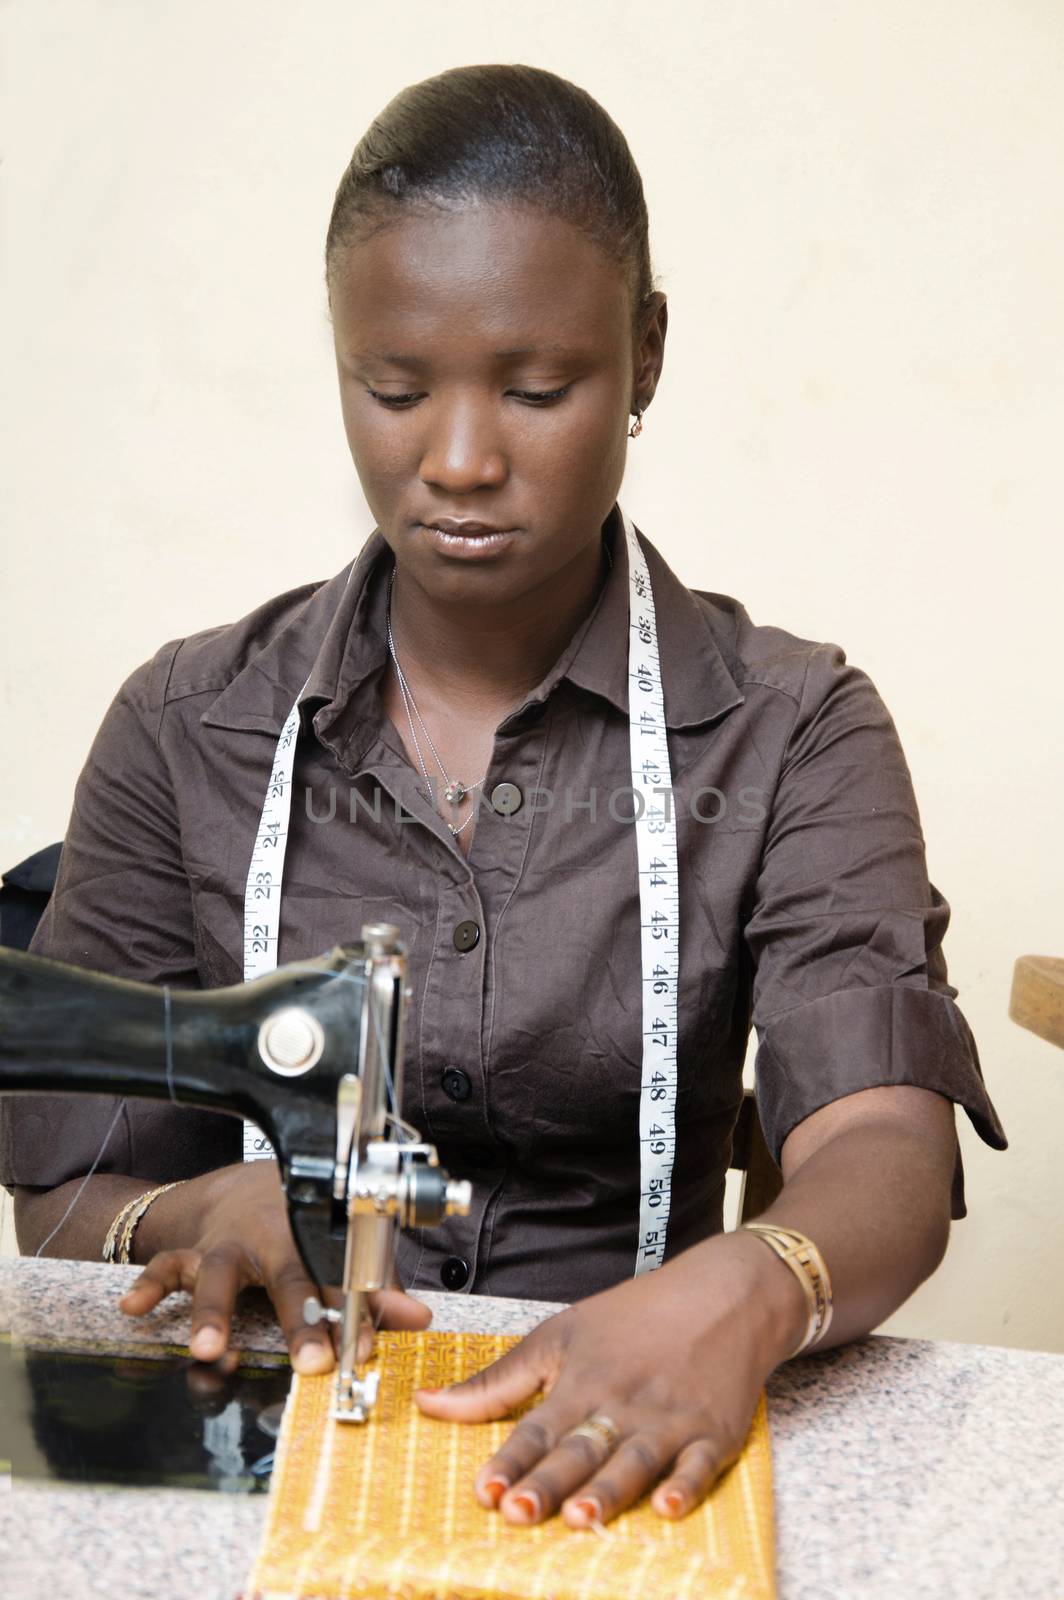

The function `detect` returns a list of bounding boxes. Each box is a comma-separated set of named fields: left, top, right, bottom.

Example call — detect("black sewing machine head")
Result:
left=0, top=927, right=470, bottom=1420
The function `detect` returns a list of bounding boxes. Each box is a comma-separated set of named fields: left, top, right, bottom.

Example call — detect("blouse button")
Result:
left=452, top=920, right=480, bottom=953
left=440, top=1256, right=470, bottom=1291
left=490, top=782, right=523, bottom=816
left=441, top=1067, right=472, bottom=1103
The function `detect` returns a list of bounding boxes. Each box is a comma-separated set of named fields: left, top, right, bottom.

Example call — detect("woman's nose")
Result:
left=418, top=402, right=508, bottom=494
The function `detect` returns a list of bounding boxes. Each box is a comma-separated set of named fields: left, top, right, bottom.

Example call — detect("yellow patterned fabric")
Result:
left=245, top=1331, right=776, bottom=1600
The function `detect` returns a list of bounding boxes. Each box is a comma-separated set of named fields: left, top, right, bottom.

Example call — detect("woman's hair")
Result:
left=325, top=64, right=657, bottom=335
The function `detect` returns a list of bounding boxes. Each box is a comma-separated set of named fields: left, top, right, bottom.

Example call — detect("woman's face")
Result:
left=328, top=201, right=665, bottom=603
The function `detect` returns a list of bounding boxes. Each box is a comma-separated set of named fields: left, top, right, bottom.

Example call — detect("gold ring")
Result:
left=564, top=1413, right=621, bottom=1458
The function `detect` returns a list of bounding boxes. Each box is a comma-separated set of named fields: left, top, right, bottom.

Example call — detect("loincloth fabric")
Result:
left=244, top=1331, right=775, bottom=1600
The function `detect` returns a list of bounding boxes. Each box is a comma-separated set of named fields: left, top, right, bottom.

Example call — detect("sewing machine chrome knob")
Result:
left=445, top=1179, right=473, bottom=1216
left=346, top=1159, right=474, bottom=1227
left=257, top=1007, right=325, bottom=1077
left=302, top=1296, right=343, bottom=1327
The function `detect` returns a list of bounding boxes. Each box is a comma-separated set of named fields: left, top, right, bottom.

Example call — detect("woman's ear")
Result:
left=633, top=292, right=668, bottom=415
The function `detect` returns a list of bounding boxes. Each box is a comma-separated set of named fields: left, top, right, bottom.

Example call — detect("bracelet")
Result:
left=740, top=1222, right=834, bottom=1359
left=102, top=1182, right=183, bottom=1266
left=102, top=1194, right=143, bottom=1264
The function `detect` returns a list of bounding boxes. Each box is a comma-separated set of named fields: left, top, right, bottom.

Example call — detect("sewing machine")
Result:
left=0, top=925, right=470, bottom=1424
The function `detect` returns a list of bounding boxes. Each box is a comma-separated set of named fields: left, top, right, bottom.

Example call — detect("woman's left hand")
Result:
left=414, top=1231, right=805, bottom=1527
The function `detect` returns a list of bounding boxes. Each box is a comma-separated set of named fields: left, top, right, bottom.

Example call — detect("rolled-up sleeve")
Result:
left=0, top=648, right=240, bottom=1194
left=743, top=642, right=1006, bottom=1217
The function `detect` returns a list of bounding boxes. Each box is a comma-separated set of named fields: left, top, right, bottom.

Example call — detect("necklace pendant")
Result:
left=444, top=780, right=466, bottom=805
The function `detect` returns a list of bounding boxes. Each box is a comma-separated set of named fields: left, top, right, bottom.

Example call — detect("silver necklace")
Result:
left=384, top=539, right=614, bottom=839
left=386, top=569, right=486, bottom=837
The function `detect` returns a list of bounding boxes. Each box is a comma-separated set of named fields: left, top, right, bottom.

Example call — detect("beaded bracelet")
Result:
left=740, top=1222, right=834, bottom=1359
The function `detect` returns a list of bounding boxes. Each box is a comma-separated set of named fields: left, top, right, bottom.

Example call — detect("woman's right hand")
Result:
left=117, top=1159, right=431, bottom=1372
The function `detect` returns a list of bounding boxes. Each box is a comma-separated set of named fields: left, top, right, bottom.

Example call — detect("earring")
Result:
left=628, top=406, right=644, bottom=439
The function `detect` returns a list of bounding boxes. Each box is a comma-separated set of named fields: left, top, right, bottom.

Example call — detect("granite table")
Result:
left=1, top=1257, right=1061, bottom=1600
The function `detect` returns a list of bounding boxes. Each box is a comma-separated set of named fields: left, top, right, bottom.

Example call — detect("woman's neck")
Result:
left=386, top=535, right=611, bottom=719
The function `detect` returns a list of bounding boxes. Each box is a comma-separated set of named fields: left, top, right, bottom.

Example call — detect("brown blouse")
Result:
left=0, top=505, right=1006, bottom=1302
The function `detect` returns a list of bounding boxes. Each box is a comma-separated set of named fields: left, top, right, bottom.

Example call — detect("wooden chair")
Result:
left=1010, top=955, right=1064, bottom=1051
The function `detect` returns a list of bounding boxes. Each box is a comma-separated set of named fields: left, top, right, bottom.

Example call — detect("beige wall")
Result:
left=2, top=2, right=1062, bottom=1346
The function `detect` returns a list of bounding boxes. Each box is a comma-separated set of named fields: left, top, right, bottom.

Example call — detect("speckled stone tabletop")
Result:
left=2, top=1257, right=1062, bottom=1600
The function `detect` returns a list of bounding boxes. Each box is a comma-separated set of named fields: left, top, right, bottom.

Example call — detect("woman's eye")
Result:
left=511, top=386, right=570, bottom=405
left=366, top=389, right=421, bottom=409
left=364, top=385, right=571, bottom=409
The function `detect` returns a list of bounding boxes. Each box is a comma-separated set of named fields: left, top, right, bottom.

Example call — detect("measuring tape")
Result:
left=241, top=680, right=310, bottom=1160
left=239, top=513, right=681, bottom=1275
left=619, top=506, right=679, bottom=1274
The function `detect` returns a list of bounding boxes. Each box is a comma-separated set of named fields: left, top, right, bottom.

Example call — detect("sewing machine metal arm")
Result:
left=0, top=926, right=471, bottom=1421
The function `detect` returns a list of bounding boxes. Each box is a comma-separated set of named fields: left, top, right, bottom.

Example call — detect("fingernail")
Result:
left=573, top=1496, right=603, bottom=1524
left=508, top=1490, right=541, bottom=1522
left=294, top=1340, right=332, bottom=1374
left=663, top=1490, right=685, bottom=1515
left=190, top=1328, right=222, bottom=1360
left=481, top=1476, right=509, bottom=1507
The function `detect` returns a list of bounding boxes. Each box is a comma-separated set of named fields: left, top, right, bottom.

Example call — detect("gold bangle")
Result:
left=740, top=1222, right=834, bottom=1359
left=103, top=1182, right=182, bottom=1266
left=117, top=1182, right=182, bottom=1265
left=102, top=1194, right=145, bottom=1264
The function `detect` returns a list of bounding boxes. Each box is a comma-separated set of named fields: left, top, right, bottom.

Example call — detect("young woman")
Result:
left=4, top=63, right=1005, bottom=1529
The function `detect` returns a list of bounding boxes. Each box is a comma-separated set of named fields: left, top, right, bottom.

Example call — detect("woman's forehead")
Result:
left=329, top=201, right=631, bottom=357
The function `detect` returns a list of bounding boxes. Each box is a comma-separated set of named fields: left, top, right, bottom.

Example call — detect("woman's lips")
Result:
left=419, top=523, right=515, bottom=559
